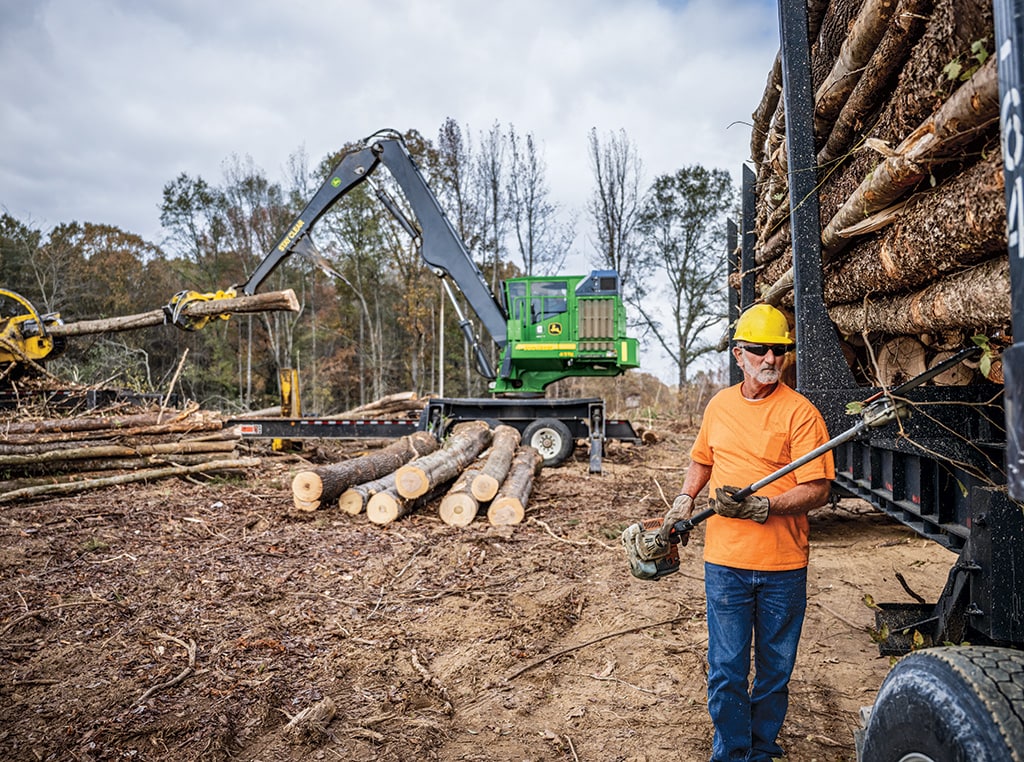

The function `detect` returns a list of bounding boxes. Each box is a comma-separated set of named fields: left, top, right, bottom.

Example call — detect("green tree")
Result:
left=636, top=165, right=735, bottom=386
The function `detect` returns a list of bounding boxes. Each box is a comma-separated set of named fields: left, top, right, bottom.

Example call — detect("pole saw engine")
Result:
left=621, top=518, right=687, bottom=580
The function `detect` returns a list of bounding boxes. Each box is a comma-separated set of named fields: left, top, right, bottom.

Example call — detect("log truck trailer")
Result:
left=223, top=130, right=641, bottom=470
left=751, top=1, right=1024, bottom=759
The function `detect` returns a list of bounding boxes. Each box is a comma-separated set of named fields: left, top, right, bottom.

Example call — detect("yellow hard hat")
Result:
left=733, top=304, right=794, bottom=345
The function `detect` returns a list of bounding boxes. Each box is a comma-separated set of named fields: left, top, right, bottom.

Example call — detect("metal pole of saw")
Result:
left=673, top=417, right=872, bottom=534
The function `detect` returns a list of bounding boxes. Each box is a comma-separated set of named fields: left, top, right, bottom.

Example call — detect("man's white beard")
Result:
left=741, top=352, right=780, bottom=385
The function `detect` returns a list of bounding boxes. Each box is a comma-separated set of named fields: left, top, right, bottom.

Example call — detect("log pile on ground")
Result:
left=748, top=0, right=1007, bottom=386
left=0, top=404, right=255, bottom=503
left=330, top=392, right=427, bottom=420
left=292, top=421, right=547, bottom=527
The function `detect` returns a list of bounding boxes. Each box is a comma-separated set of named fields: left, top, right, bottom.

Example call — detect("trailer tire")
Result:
left=860, top=646, right=1024, bottom=762
left=522, top=418, right=574, bottom=466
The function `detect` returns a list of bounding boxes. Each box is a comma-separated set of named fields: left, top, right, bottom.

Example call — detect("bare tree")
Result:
left=586, top=128, right=644, bottom=287
left=507, top=126, right=572, bottom=276
left=635, top=165, right=735, bottom=386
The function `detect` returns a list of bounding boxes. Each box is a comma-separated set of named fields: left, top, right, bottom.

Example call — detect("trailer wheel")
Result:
left=860, top=646, right=1024, bottom=762
left=522, top=418, right=574, bottom=466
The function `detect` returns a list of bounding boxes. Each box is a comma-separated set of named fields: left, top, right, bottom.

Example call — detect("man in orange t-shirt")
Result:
left=660, top=304, right=834, bottom=762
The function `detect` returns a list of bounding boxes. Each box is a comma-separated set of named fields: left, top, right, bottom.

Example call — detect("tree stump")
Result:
left=394, top=420, right=492, bottom=499
left=470, top=425, right=521, bottom=502
left=487, top=446, right=543, bottom=526
left=291, top=431, right=438, bottom=510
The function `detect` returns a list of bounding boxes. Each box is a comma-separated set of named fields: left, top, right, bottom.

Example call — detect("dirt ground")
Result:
left=0, top=422, right=958, bottom=762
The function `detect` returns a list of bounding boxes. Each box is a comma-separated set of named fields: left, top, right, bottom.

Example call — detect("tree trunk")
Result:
left=0, top=439, right=237, bottom=467
left=821, top=56, right=998, bottom=260
left=824, top=151, right=1005, bottom=304
left=828, top=257, right=1010, bottom=335
left=470, top=425, right=521, bottom=502
left=817, top=0, right=932, bottom=166
left=0, top=458, right=260, bottom=504
left=438, top=466, right=485, bottom=527
left=394, top=420, right=492, bottom=499
left=338, top=473, right=397, bottom=516
left=291, top=431, right=438, bottom=508
left=487, top=446, right=543, bottom=526
left=814, top=0, right=900, bottom=137
left=47, top=290, right=300, bottom=337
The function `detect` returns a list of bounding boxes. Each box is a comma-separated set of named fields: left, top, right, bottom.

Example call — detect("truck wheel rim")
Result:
left=531, top=428, right=560, bottom=458
left=897, top=754, right=936, bottom=762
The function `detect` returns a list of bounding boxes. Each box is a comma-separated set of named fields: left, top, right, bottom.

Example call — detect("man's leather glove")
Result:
left=712, top=486, right=770, bottom=523
left=659, top=494, right=693, bottom=542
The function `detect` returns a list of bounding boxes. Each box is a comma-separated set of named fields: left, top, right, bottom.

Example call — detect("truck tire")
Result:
left=860, top=646, right=1024, bottom=762
left=522, top=418, right=574, bottom=467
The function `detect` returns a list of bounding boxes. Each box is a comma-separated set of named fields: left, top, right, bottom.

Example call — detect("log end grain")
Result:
left=338, top=489, right=366, bottom=515
left=291, top=470, right=324, bottom=503
left=487, top=497, right=525, bottom=526
left=292, top=496, right=320, bottom=512
left=439, top=493, right=479, bottom=527
left=394, top=465, right=429, bottom=499
left=470, top=473, right=500, bottom=503
left=367, top=493, right=402, bottom=525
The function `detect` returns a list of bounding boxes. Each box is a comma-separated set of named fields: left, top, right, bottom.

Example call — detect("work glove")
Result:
left=658, top=494, right=693, bottom=542
left=712, top=486, right=770, bottom=523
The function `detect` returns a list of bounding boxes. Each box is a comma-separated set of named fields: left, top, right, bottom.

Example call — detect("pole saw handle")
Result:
left=671, top=507, right=716, bottom=538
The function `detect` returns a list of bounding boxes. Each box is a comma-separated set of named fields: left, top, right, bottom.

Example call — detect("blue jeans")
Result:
left=704, top=562, right=807, bottom=762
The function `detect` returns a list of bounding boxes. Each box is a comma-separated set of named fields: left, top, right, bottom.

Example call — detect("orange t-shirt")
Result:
left=690, top=383, right=835, bottom=571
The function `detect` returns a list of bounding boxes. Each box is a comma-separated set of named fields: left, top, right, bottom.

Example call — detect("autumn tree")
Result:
left=635, top=165, right=735, bottom=386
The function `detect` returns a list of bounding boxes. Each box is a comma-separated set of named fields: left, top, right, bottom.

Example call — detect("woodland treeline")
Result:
left=0, top=119, right=735, bottom=412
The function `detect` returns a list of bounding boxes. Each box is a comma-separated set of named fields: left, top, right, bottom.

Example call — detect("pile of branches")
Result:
left=290, top=421, right=544, bottom=527
left=0, top=404, right=257, bottom=503
left=748, top=0, right=1006, bottom=385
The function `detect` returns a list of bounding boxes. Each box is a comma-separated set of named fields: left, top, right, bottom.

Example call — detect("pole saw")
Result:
left=621, top=347, right=981, bottom=580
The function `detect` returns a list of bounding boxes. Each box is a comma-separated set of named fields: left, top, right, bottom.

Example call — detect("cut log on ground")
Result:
left=470, top=425, right=521, bottom=503
left=438, top=466, right=486, bottom=527
left=0, top=457, right=260, bottom=504
left=46, top=290, right=300, bottom=337
left=488, top=446, right=543, bottom=526
left=291, top=431, right=438, bottom=510
left=394, top=420, right=492, bottom=500
left=366, top=483, right=447, bottom=525
left=338, top=473, right=398, bottom=516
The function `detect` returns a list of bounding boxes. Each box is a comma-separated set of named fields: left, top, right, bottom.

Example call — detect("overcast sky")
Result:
left=0, top=0, right=780, bottom=380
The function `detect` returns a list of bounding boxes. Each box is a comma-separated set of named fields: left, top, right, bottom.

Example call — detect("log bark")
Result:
left=291, top=431, right=438, bottom=508
left=487, top=446, right=543, bottom=526
left=0, top=439, right=237, bottom=467
left=828, top=257, right=1010, bottom=335
left=824, top=151, right=1005, bottom=304
left=818, top=0, right=932, bottom=166
left=366, top=483, right=445, bottom=525
left=0, top=408, right=208, bottom=435
left=751, top=51, right=782, bottom=168
left=438, top=466, right=485, bottom=527
left=46, top=290, right=300, bottom=337
left=821, top=55, right=999, bottom=260
left=814, top=0, right=900, bottom=138
left=470, top=425, right=521, bottom=503
left=331, top=392, right=424, bottom=418
left=338, top=473, right=398, bottom=516
left=0, top=457, right=260, bottom=504
left=394, top=420, right=492, bottom=499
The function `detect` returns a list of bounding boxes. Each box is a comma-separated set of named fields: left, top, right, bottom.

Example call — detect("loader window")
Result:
left=530, top=281, right=567, bottom=322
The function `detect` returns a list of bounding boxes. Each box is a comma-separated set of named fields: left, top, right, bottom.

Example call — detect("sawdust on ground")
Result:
left=0, top=422, right=957, bottom=761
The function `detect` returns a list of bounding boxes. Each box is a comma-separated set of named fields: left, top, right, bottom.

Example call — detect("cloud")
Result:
left=1, top=0, right=778, bottom=241
left=0, top=0, right=778, bottom=382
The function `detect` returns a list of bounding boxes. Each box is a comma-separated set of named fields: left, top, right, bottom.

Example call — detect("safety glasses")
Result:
left=737, top=343, right=793, bottom=356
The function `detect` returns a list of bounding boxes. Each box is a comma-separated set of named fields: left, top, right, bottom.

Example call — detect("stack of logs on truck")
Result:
left=744, top=0, right=1024, bottom=758
left=747, top=0, right=1007, bottom=380
left=289, top=420, right=544, bottom=528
